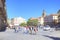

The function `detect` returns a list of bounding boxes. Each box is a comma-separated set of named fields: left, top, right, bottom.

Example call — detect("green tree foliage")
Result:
left=27, top=19, right=38, bottom=26
left=20, top=22, right=27, bottom=27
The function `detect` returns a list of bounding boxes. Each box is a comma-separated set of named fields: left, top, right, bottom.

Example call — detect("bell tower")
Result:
left=42, top=9, right=46, bottom=17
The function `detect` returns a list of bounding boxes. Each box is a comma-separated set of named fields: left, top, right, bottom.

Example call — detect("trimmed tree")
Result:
left=27, top=19, right=38, bottom=27
left=20, top=22, right=27, bottom=27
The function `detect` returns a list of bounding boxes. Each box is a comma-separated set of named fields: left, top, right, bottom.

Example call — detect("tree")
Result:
left=27, top=19, right=32, bottom=26
left=27, top=19, right=38, bottom=27
left=20, top=22, right=27, bottom=27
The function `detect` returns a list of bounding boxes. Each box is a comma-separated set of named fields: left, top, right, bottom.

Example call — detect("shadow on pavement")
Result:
left=43, top=35, right=60, bottom=40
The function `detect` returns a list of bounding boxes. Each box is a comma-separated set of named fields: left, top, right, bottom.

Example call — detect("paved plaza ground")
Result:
left=0, top=28, right=60, bottom=40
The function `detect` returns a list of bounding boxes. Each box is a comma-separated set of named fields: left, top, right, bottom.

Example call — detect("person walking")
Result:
left=34, top=27, right=38, bottom=34
left=29, top=26, right=32, bottom=34
left=14, top=25, right=19, bottom=33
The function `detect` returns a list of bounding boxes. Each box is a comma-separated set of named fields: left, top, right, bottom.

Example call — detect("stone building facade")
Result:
left=0, top=0, right=7, bottom=31
left=44, top=14, right=58, bottom=27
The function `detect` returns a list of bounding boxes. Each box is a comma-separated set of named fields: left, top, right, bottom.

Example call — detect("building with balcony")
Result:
left=11, top=17, right=26, bottom=26
left=57, top=9, right=60, bottom=23
left=44, top=14, right=58, bottom=27
left=37, top=17, right=44, bottom=26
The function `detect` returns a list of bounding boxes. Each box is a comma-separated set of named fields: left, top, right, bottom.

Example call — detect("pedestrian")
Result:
left=34, top=27, right=38, bottom=34
left=29, top=27, right=32, bottom=34
left=25, top=26, right=29, bottom=34
left=14, top=25, right=19, bottom=33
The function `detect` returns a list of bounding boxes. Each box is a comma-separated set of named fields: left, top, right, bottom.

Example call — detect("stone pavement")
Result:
left=0, top=28, right=60, bottom=40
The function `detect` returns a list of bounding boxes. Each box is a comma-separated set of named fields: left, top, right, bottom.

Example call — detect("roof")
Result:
left=50, top=14, right=58, bottom=16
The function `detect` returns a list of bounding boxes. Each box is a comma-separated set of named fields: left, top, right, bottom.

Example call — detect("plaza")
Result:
left=0, top=28, right=60, bottom=40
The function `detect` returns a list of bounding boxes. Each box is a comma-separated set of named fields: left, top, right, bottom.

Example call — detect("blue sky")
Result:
left=6, top=0, right=60, bottom=20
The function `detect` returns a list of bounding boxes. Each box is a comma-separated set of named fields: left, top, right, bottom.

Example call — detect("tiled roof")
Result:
left=50, top=14, right=58, bottom=16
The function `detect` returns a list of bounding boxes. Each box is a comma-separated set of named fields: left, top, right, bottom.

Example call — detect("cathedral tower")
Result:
left=42, top=9, right=46, bottom=17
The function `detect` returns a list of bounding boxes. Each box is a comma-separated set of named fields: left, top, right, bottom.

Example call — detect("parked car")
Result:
left=55, top=25, right=60, bottom=31
left=43, top=25, right=51, bottom=31
left=40, top=25, right=44, bottom=29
